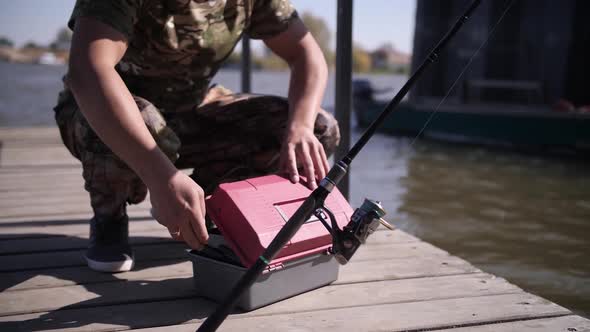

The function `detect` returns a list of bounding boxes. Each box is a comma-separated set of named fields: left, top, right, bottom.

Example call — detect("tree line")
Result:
left=226, top=12, right=410, bottom=74
left=1, top=13, right=409, bottom=74
left=0, top=27, right=72, bottom=51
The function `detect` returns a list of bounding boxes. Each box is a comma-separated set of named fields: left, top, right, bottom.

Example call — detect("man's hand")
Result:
left=149, top=171, right=208, bottom=250
left=263, top=18, right=330, bottom=189
left=279, top=123, right=329, bottom=189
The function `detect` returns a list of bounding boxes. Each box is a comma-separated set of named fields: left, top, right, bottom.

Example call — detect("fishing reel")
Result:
left=314, top=198, right=393, bottom=265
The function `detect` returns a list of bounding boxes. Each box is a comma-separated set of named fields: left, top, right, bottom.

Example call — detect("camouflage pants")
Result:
left=54, top=85, right=340, bottom=219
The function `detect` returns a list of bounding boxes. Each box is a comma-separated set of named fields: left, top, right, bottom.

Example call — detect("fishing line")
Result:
left=410, top=0, right=516, bottom=147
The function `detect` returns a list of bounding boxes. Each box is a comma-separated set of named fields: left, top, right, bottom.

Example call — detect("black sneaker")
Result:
left=85, top=215, right=134, bottom=272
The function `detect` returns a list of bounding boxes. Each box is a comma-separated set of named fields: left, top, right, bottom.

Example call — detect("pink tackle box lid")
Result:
left=206, top=175, right=353, bottom=268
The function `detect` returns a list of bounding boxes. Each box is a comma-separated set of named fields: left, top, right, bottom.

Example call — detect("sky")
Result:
left=0, top=0, right=416, bottom=53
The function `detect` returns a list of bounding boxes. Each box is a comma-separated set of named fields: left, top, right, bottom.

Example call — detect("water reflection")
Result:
left=350, top=132, right=590, bottom=317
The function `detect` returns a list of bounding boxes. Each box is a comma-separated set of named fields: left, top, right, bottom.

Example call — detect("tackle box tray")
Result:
left=188, top=234, right=339, bottom=311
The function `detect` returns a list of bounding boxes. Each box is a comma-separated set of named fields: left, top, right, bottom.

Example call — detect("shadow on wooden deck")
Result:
left=0, top=231, right=218, bottom=331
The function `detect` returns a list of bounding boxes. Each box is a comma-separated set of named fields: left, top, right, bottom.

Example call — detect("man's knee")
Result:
left=81, top=152, right=148, bottom=217
left=315, top=109, right=340, bottom=157
left=54, top=94, right=166, bottom=215
left=136, top=96, right=181, bottom=162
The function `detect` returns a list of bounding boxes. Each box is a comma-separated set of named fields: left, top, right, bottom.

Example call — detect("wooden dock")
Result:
left=0, top=127, right=588, bottom=332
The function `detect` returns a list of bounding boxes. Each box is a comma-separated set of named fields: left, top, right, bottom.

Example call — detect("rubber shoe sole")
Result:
left=85, top=254, right=135, bottom=273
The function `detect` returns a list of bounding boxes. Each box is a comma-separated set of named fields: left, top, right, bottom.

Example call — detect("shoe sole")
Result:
left=85, top=255, right=135, bottom=273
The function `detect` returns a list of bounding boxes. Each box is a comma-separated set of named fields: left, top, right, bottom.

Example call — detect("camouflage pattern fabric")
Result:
left=68, top=0, right=298, bottom=112
left=56, top=0, right=337, bottom=219
left=54, top=85, right=340, bottom=219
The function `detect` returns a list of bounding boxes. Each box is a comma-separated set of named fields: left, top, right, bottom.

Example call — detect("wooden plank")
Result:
left=0, top=195, right=91, bottom=209
left=0, top=164, right=192, bottom=176
left=0, top=187, right=85, bottom=197
left=0, top=198, right=147, bottom=211
left=0, top=293, right=570, bottom=332
left=0, top=165, right=81, bottom=175
left=363, top=228, right=420, bottom=244
left=0, top=196, right=90, bottom=211
left=0, top=244, right=474, bottom=292
left=0, top=186, right=85, bottom=196
left=0, top=179, right=84, bottom=191
left=0, top=147, right=78, bottom=167
left=337, top=254, right=479, bottom=284
left=0, top=227, right=416, bottom=253
left=0, top=235, right=433, bottom=272
left=436, top=315, right=590, bottom=331
left=233, top=274, right=520, bottom=318
left=0, top=209, right=151, bottom=223
left=0, top=166, right=81, bottom=176
left=0, top=200, right=96, bottom=213
left=1, top=192, right=87, bottom=201
left=0, top=177, right=81, bottom=188
left=0, top=229, right=417, bottom=257
left=0, top=171, right=77, bottom=180
left=0, top=212, right=92, bottom=223
left=0, top=199, right=150, bottom=219
left=0, top=213, right=100, bottom=224
left=0, top=218, right=159, bottom=239
left=0, top=191, right=87, bottom=203
left=0, top=226, right=411, bottom=254
left=0, top=141, right=66, bottom=149
left=0, top=228, right=177, bottom=255
left=0, top=167, right=81, bottom=177
left=0, top=189, right=87, bottom=199
left=0, top=172, right=82, bottom=183
left=336, top=240, right=450, bottom=261
left=0, top=191, right=148, bottom=208
left=0, top=169, right=82, bottom=182
left=0, top=275, right=194, bottom=316
left=0, top=204, right=151, bottom=220
left=0, top=183, right=147, bottom=197
left=0, top=242, right=189, bottom=272
left=0, top=127, right=61, bottom=141
left=0, top=273, right=518, bottom=318
left=153, top=294, right=571, bottom=332
left=0, top=260, right=190, bottom=292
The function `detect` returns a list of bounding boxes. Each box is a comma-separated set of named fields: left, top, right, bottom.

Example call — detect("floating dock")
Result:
left=0, top=127, right=588, bottom=332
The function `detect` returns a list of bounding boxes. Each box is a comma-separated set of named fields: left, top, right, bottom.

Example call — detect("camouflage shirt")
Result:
left=68, top=0, right=298, bottom=112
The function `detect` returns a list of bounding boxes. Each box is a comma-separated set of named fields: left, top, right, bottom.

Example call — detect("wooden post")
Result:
left=335, top=0, right=353, bottom=199
left=241, top=36, right=252, bottom=93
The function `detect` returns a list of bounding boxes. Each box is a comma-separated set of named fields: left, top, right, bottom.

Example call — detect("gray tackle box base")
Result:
left=188, top=234, right=340, bottom=311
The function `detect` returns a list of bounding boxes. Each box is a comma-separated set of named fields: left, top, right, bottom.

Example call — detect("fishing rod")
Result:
left=197, top=0, right=483, bottom=330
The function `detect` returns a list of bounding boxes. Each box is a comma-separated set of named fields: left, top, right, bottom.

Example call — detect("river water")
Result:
left=1, top=62, right=588, bottom=317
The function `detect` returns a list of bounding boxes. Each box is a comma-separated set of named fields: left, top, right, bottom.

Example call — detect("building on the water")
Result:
left=354, top=0, right=590, bottom=155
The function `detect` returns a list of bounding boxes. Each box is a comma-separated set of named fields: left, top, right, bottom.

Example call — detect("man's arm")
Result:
left=68, top=17, right=208, bottom=249
left=264, top=18, right=330, bottom=189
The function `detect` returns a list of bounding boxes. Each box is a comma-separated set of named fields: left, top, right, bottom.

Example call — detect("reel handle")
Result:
left=331, top=199, right=388, bottom=265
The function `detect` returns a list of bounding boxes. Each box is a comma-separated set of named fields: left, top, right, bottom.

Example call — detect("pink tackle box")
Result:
left=188, top=174, right=353, bottom=311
